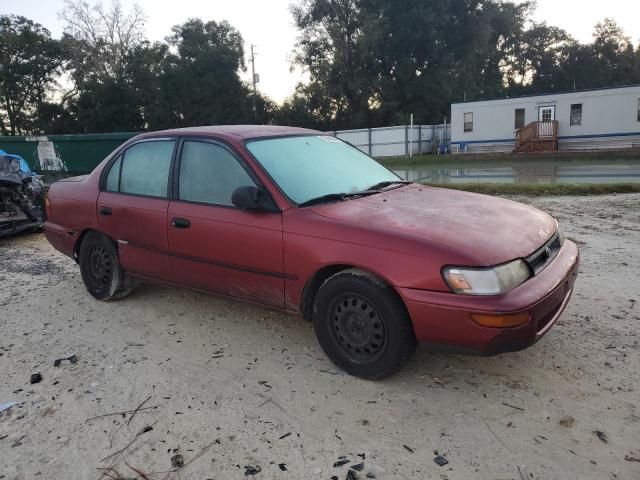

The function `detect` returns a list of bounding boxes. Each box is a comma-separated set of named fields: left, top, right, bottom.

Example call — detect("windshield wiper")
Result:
left=366, top=180, right=412, bottom=191
left=298, top=192, right=366, bottom=208
left=298, top=180, right=411, bottom=208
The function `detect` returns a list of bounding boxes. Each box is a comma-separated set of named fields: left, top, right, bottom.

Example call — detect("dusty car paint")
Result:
left=44, top=125, right=579, bottom=356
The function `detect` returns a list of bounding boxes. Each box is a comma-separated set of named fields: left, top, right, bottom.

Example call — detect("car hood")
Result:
left=310, top=184, right=557, bottom=266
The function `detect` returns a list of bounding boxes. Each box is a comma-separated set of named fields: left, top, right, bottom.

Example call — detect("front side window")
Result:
left=464, top=112, right=473, bottom=132
left=110, top=140, right=175, bottom=197
left=246, top=135, right=399, bottom=205
left=637, top=98, right=640, bottom=122
left=570, top=104, right=582, bottom=126
left=178, top=141, right=256, bottom=206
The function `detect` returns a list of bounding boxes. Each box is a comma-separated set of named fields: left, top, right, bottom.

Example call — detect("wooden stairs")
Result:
left=514, top=121, right=559, bottom=153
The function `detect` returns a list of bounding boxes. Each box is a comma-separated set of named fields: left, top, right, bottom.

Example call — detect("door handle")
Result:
left=99, top=206, right=112, bottom=216
left=171, top=217, right=191, bottom=229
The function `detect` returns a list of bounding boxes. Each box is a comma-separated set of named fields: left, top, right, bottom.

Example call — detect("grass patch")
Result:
left=380, top=148, right=640, bottom=167
left=420, top=182, right=640, bottom=196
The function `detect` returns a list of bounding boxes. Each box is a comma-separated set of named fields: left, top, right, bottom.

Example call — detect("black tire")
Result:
left=79, top=232, right=133, bottom=301
left=312, top=268, right=417, bottom=380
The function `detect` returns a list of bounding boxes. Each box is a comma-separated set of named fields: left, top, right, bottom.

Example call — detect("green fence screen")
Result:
left=0, top=132, right=138, bottom=174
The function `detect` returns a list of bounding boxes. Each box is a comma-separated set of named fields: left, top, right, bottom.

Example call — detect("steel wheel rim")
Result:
left=330, top=293, right=387, bottom=363
left=87, top=244, right=113, bottom=288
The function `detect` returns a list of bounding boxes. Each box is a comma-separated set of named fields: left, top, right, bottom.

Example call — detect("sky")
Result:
left=2, top=0, right=640, bottom=104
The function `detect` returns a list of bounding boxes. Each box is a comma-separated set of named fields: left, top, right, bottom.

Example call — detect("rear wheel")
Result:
left=312, top=269, right=416, bottom=380
left=79, top=232, right=133, bottom=301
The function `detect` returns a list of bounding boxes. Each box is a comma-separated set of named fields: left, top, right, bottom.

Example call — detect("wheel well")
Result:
left=73, top=229, right=115, bottom=263
left=73, top=229, right=93, bottom=263
left=300, top=265, right=407, bottom=322
left=301, top=265, right=353, bottom=321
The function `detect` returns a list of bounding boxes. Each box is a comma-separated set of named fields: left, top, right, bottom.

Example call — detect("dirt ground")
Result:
left=1, top=194, right=639, bottom=480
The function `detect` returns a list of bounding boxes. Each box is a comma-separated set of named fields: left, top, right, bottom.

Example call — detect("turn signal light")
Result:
left=470, top=312, right=530, bottom=328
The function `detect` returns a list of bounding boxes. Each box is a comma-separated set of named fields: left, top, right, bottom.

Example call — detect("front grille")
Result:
left=525, top=232, right=561, bottom=275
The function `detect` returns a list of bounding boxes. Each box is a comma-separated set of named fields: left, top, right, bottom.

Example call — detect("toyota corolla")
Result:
left=44, top=126, right=579, bottom=379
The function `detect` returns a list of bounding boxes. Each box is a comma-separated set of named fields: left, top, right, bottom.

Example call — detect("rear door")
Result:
left=97, top=138, right=176, bottom=281
left=167, top=138, right=285, bottom=307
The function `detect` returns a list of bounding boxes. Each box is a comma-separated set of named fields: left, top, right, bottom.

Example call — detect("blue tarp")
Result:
left=0, top=149, right=32, bottom=174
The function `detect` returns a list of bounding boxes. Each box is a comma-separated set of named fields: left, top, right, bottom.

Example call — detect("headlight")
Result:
left=443, top=260, right=531, bottom=295
left=556, top=220, right=565, bottom=245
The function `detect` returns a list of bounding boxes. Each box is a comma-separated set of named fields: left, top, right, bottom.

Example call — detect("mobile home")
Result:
left=451, top=85, right=640, bottom=153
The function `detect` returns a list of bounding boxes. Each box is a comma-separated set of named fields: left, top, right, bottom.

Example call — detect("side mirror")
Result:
left=231, top=186, right=277, bottom=212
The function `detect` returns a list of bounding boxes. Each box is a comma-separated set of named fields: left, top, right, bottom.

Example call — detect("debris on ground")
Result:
left=244, top=465, right=261, bottom=476
left=53, top=354, right=77, bottom=367
left=29, top=373, right=42, bottom=384
left=351, top=463, right=364, bottom=471
left=11, top=435, right=26, bottom=447
left=434, top=455, right=449, bottom=466
left=278, top=432, right=291, bottom=439
left=625, top=454, right=640, bottom=462
left=0, top=401, right=18, bottom=413
left=333, top=458, right=350, bottom=467
left=501, top=401, right=525, bottom=411
left=346, top=470, right=360, bottom=480
left=171, top=453, right=184, bottom=469
left=593, top=430, right=608, bottom=443
left=278, top=463, right=287, bottom=471
left=559, top=415, right=575, bottom=427
left=403, top=444, right=414, bottom=453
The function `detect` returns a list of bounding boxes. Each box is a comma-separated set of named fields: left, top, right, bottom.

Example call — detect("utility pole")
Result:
left=250, top=44, right=259, bottom=119
left=250, top=44, right=257, bottom=95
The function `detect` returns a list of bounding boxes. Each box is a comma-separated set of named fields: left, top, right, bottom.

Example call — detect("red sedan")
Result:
left=45, top=126, right=579, bottom=379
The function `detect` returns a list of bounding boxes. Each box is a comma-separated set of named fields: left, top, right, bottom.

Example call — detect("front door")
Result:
left=538, top=105, right=556, bottom=122
left=538, top=106, right=556, bottom=137
left=167, top=139, right=285, bottom=308
left=97, top=139, right=176, bottom=281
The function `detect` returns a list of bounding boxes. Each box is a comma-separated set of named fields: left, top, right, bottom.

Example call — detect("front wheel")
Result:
left=312, top=269, right=417, bottom=380
left=79, top=232, right=133, bottom=301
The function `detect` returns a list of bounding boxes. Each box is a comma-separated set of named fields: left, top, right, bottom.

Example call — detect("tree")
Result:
left=60, top=0, right=145, bottom=84
left=154, top=18, right=255, bottom=128
left=291, top=0, right=382, bottom=129
left=0, top=15, right=63, bottom=135
left=504, top=22, right=576, bottom=94
left=511, top=18, right=640, bottom=95
left=59, top=0, right=148, bottom=132
left=291, top=0, right=532, bottom=128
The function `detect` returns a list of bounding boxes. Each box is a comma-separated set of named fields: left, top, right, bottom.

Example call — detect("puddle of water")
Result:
left=392, top=160, right=640, bottom=184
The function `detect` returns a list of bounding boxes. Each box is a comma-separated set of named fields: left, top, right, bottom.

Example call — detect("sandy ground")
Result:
left=1, top=193, right=639, bottom=480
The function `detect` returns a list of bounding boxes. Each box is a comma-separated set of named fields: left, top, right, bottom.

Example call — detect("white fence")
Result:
left=331, top=124, right=451, bottom=158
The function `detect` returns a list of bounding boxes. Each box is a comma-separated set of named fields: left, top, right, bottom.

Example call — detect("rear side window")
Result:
left=117, top=141, right=174, bottom=198
left=178, top=141, right=256, bottom=206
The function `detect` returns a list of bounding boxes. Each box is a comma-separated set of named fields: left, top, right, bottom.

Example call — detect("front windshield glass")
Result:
left=245, top=135, right=400, bottom=205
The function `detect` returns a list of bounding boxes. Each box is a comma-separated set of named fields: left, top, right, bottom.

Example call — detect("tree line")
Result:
left=1, top=0, right=640, bottom=136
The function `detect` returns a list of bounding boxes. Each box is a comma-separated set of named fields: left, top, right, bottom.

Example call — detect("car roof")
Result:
left=139, top=125, right=322, bottom=140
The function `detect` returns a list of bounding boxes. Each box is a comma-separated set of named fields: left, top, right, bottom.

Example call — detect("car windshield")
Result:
left=245, top=135, right=402, bottom=205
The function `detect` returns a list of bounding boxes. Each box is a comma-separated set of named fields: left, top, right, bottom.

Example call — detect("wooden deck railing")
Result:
left=515, top=121, right=559, bottom=153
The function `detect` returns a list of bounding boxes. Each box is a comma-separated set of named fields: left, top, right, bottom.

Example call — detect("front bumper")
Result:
left=399, top=240, right=579, bottom=355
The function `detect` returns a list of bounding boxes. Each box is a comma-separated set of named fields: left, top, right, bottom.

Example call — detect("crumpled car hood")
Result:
left=311, top=184, right=557, bottom=265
